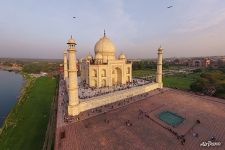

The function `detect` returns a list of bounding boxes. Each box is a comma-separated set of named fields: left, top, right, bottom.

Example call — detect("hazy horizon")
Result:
left=0, top=0, right=225, bottom=59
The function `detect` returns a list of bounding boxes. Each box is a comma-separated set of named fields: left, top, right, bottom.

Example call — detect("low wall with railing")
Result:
left=77, top=82, right=160, bottom=113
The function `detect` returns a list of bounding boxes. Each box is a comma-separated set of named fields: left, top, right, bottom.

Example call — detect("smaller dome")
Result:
left=67, top=36, right=76, bottom=44
left=119, top=53, right=126, bottom=60
left=86, top=53, right=92, bottom=60
left=95, top=53, right=103, bottom=60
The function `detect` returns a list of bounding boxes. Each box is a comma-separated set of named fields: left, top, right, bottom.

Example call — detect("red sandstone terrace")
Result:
left=55, top=88, right=225, bottom=150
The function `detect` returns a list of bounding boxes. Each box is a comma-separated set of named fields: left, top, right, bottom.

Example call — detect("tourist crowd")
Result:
left=78, top=78, right=154, bottom=99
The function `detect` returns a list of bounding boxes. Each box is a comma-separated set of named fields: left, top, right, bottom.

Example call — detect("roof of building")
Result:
left=86, top=53, right=92, bottom=60
left=158, top=46, right=163, bottom=51
left=67, top=36, right=76, bottom=44
left=94, top=32, right=116, bottom=55
left=119, top=53, right=126, bottom=60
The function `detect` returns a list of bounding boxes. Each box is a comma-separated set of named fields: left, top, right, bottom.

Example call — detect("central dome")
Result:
left=94, top=36, right=116, bottom=54
left=94, top=32, right=116, bottom=62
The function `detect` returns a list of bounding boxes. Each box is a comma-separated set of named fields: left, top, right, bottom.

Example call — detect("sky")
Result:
left=0, top=0, right=225, bottom=59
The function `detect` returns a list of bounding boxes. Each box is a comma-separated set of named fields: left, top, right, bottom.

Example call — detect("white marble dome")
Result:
left=94, top=34, right=116, bottom=56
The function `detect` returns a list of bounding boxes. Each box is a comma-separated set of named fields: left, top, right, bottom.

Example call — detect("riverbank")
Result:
left=0, top=70, right=25, bottom=128
left=0, top=76, right=57, bottom=150
left=0, top=65, right=22, bottom=72
left=0, top=73, right=35, bottom=132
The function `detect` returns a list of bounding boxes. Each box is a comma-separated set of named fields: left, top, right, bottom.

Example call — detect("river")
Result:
left=0, top=70, right=24, bottom=127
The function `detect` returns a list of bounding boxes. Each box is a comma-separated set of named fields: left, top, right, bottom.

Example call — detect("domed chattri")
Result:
left=94, top=31, right=116, bottom=62
left=86, top=52, right=92, bottom=60
left=67, top=35, right=76, bottom=44
left=119, top=53, right=126, bottom=60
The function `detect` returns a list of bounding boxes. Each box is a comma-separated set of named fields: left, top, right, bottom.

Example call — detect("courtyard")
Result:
left=55, top=88, right=225, bottom=150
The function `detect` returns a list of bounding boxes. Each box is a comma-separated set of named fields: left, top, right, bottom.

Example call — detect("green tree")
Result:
left=190, top=71, right=225, bottom=98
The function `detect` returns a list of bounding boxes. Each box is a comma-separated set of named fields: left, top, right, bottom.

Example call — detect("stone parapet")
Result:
left=72, top=83, right=160, bottom=115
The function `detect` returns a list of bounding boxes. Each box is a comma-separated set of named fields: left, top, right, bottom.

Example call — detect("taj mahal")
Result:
left=80, top=31, right=132, bottom=87
left=63, top=31, right=163, bottom=117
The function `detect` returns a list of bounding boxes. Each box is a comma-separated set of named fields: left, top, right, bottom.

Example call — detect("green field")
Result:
left=163, top=73, right=200, bottom=90
left=163, top=76, right=192, bottom=90
left=132, top=69, right=201, bottom=90
left=0, top=77, right=57, bottom=150
left=133, top=69, right=156, bottom=77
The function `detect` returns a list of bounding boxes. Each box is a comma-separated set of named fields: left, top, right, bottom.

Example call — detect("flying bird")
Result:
left=167, top=6, right=173, bottom=8
left=73, top=17, right=76, bottom=18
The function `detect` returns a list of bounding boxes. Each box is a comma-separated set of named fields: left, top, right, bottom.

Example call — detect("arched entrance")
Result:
left=102, top=79, right=106, bottom=87
left=112, top=67, right=122, bottom=85
left=194, top=60, right=201, bottom=67
left=92, top=79, right=97, bottom=87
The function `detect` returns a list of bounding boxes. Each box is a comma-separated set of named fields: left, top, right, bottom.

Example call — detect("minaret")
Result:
left=67, top=36, right=79, bottom=116
left=156, top=46, right=163, bottom=88
left=63, top=51, right=68, bottom=80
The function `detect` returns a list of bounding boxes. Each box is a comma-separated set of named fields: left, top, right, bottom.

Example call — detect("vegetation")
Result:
left=0, top=76, right=57, bottom=150
left=132, top=60, right=188, bottom=70
left=132, top=61, right=156, bottom=70
left=133, top=68, right=156, bottom=77
left=132, top=60, right=200, bottom=90
left=2, top=61, right=13, bottom=67
left=163, top=73, right=201, bottom=90
left=132, top=62, right=225, bottom=99
left=191, top=70, right=225, bottom=98
left=22, top=62, right=60, bottom=74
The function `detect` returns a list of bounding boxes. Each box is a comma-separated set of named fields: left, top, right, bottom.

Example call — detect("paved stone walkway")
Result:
left=55, top=86, right=225, bottom=150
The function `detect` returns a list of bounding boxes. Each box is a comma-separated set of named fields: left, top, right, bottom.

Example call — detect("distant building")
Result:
left=188, top=58, right=212, bottom=68
left=218, top=57, right=225, bottom=67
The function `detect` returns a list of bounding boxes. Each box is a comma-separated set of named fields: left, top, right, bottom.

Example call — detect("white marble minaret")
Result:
left=67, top=36, right=79, bottom=116
left=63, top=51, right=68, bottom=80
left=156, top=46, right=163, bottom=88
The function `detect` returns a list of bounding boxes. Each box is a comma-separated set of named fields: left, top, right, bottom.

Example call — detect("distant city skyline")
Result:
left=0, top=0, right=225, bottom=59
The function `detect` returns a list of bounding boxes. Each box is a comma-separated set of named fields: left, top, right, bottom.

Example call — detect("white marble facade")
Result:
left=64, top=32, right=163, bottom=116
left=80, top=31, right=132, bottom=88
